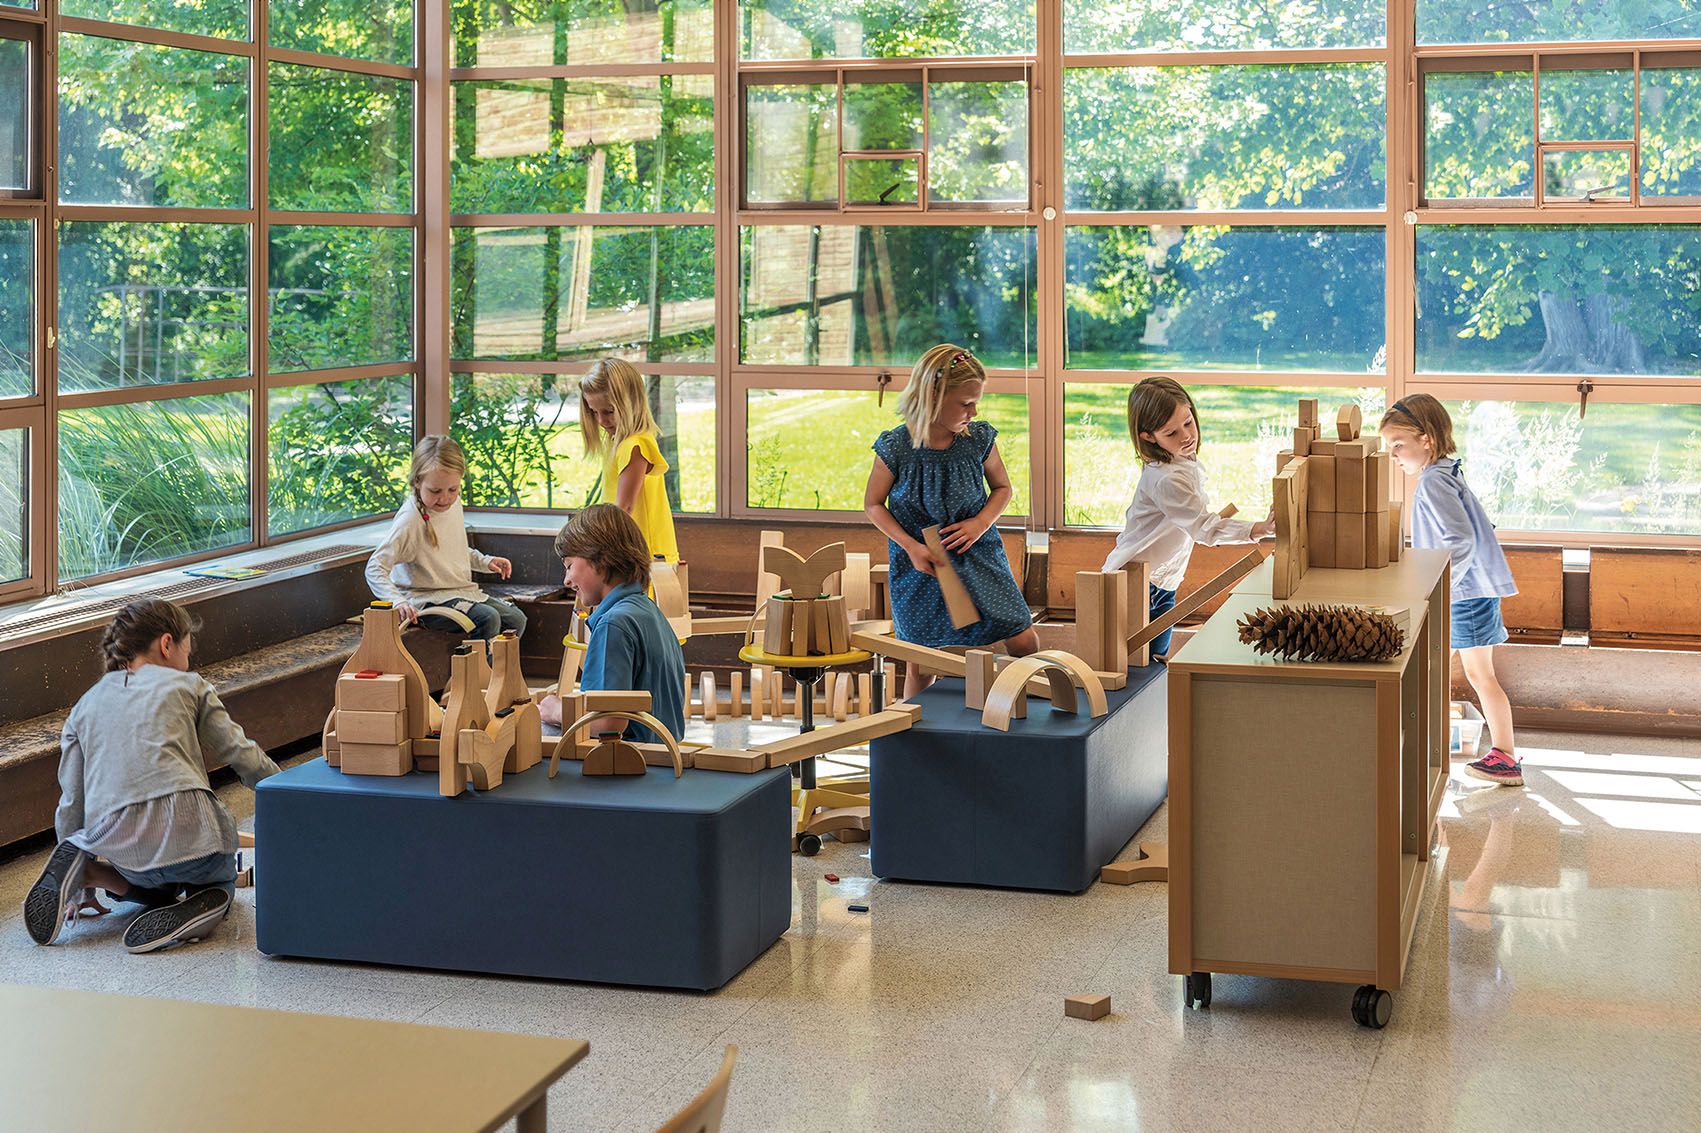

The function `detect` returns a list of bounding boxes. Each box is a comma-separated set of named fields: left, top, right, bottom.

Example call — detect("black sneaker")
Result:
left=122, top=888, right=232, bottom=954
left=24, top=841, right=88, bottom=946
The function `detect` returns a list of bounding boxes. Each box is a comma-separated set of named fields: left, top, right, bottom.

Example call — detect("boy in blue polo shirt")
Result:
left=538, top=503, right=686, bottom=744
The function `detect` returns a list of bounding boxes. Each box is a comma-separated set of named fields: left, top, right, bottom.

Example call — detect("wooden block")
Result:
left=857, top=671, right=872, bottom=716
left=1308, top=454, right=1336, bottom=512
left=339, top=739, right=413, bottom=777
left=1309, top=437, right=1337, bottom=456
left=922, top=525, right=981, bottom=629
left=1308, top=511, right=1337, bottom=568
left=581, top=690, right=654, bottom=714
left=755, top=530, right=785, bottom=610
left=770, top=668, right=785, bottom=718
left=1099, top=842, right=1169, bottom=884
left=812, top=599, right=831, bottom=656
left=1073, top=571, right=1128, bottom=675
left=1361, top=433, right=1381, bottom=454
left=336, top=673, right=404, bottom=712
left=701, top=671, right=717, bottom=721
left=763, top=542, right=848, bottom=600
left=748, top=668, right=766, bottom=721
left=1387, top=500, right=1404, bottom=563
left=1064, top=994, right=1111, bottom=1021
left=1336, top=438, right=1370, bottom=460
left=1218, top=503, right=1238, bottom=519
left=840, top=552, right=872, bottom=616
left=336, top=709, right=407, bottom=745
left=1298, top=397, right=1319, bottom=427
left=730, top=670, right=744, bottom=718
left=1367, top=452, right=1391, bottom=512
left=1336, top=453, right=1367, bottom=513
left=1365, top=511, right=1389, bottom=569
left=1275, top=449, right=1294, bottom=472
left=831, top=673, right=851, bottom=721
left=691, top=747, right=768, bottom=774
left=964, top=649, right=996, bottom=711
left=825, top=596, right=850, bottom=654
left=763, top=596, right=790, bottom=654
left=1335, top=511, right=1367, bottom=570
left=1292, top=426, right=1312, bottom=456
left=1336, top=403, right=1362, bottom=440
left=790, top=598, right=814, bottom=656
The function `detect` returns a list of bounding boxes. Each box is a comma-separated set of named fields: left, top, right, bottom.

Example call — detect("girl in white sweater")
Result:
left=1103, top=378, right=1272, bottom=658
left=27, top=599, right=279, bottom=953
left=366, top=435, right=525, bottom=641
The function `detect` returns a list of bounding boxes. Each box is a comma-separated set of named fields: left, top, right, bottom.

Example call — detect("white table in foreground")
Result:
left=0, top=984, right=588, bottom=1133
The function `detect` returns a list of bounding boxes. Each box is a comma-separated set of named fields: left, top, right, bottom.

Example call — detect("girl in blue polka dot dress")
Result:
left=863, top=344, right=1038, bottom=698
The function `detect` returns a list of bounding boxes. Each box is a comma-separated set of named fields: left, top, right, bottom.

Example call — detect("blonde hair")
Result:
left=1126, top=376, right=1201, bottom=465
left=898, top=344, right=987, bottom=447
left=553, top=503, right=653, bottom=589
left=1379, top=394, right=1456, bottom=460
left=579, top=357, right=658, bottom=458
left=410, top=435, right=467, bottom=547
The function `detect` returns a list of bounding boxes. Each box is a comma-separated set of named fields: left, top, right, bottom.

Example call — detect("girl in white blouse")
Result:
left=1103, top=378, right=1272, bottom=658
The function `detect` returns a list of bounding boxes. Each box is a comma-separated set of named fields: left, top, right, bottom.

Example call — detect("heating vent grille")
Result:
left=0, top=544, right=369, bottom=639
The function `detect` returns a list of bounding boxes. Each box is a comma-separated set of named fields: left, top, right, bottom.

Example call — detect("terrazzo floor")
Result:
left=3, top=725, right=1698, bottom=1132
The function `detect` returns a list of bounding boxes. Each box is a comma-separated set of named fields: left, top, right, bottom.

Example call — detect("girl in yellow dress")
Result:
left=579, top=358, right=679, bottom=563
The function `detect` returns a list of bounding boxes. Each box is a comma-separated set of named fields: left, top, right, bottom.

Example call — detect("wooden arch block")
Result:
left=979, top=650, right=1109, bottom=732
left=763, top=543, right=848, bottom=600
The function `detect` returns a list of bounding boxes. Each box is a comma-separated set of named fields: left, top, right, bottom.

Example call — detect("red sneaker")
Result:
left=1465, top=748, right=1523, bottom=787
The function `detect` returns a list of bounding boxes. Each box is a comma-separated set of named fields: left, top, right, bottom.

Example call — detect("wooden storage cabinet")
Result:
left=1166, top=551, right=1450, bottom=1027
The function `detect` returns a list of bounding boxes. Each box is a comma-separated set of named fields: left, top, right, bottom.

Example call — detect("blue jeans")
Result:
left=1148, top=584, right=1178, bottom=658
left=419, top=597, right=528, bottom=641
left=113, top=850, right=237, bottom=906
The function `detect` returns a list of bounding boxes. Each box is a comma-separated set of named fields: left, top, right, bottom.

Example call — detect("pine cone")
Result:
left=1236, top=604, right=1405, bottom=663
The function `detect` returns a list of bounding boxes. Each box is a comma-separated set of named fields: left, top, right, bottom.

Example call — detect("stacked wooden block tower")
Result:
left=760, top=543, right=853, bottom=658
left=1273, top=398, right=1404, bottom=598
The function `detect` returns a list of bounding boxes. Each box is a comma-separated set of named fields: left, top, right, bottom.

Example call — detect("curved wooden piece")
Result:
left=558, top=710, right=683, bottom=778
left=583, top=735, right=647, bottom=776
left=341, top=603, right=433, bottom=741
left=322, top=706, right=340, bottom=767
left=1099, top=842, right=1169, bottom=885
left=485, top=632, right=528, bottom=717
left=439, top=648, right=493, bottom=798
left=459, top=728, right=503, bottom=791
left=980, top=651, right=1109, bottom=733
left=1337, top=402, right=1362, bottom=441
left=657, top=1045, right=737, bottom=1133
left=763, top=542, right=848, bottom=600
left=503, top=699, right=543, bottom=774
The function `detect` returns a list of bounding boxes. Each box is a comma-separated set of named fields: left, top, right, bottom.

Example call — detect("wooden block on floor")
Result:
left=339, top=739, right=413, bottom=777
left=1336, top=511, right=1368, bottom=570
left=857, top=671, right=872, bottom=716
left=335, top=709, right=406, bottom=745
left=1308, top=454, right=1335, bottom=512
left=730, top=670, right=744, bottom=718
left=1368, top=451, right=1391, bottom=512
left=1064, top=994, right=1111, bottom=1021
left=748, top=668, right=766, bottom=721
left=1099, top=843, right=1168, bottom=884
left=701, top=671, right=718, bottom=721
left=1308, top=511, right=1337, bottom=568
left=336, top=672, right=405, bottom=712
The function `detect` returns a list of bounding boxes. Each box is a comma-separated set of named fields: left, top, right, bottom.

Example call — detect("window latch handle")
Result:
left=876, top=371, right=892, bottom=407
left=1576, top=378, right=1594, bottom=419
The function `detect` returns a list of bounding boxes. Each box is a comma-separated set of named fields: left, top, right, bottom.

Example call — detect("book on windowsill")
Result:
left=184, top=565, right=268, bottom=580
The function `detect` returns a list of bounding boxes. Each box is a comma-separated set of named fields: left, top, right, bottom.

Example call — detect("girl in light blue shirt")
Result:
left=1381, top=395, right=1521, bottom=787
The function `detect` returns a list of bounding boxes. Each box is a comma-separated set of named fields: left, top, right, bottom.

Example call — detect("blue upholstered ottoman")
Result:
left=256, top=759, right=793, bottom=990
left=870, top=664, right=1168, bottom=893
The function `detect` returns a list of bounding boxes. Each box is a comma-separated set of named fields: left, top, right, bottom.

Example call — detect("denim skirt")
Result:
left=1450, top=596, right=1508, bottom=650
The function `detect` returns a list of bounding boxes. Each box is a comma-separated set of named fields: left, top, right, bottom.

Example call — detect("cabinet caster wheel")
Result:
left=797, top=833, right=823, bottom=856
left=1351, top=985, right=1392, bottom=1029
left=1184, top=972, right=1211, bottom=1010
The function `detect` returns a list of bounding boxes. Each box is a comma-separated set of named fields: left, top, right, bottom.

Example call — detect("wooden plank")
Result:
left=923, top=525, right=982, bottom=629
left=1127, top=550, right=1262, bottom=654
left=964, top=649, right=996, bottom=711
left=754, top=704, right=924, bottom=767
left=755, top=530, right=785, bottom=610
left=690, top=747, right=767, bottom=773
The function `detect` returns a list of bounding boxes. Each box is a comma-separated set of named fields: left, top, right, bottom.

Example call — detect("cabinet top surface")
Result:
left=1168, top=550, right=1448, bottom=678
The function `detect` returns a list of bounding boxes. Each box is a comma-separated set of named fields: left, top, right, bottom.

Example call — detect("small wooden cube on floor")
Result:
left=1064, top=994, right=1110, bottom=1021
